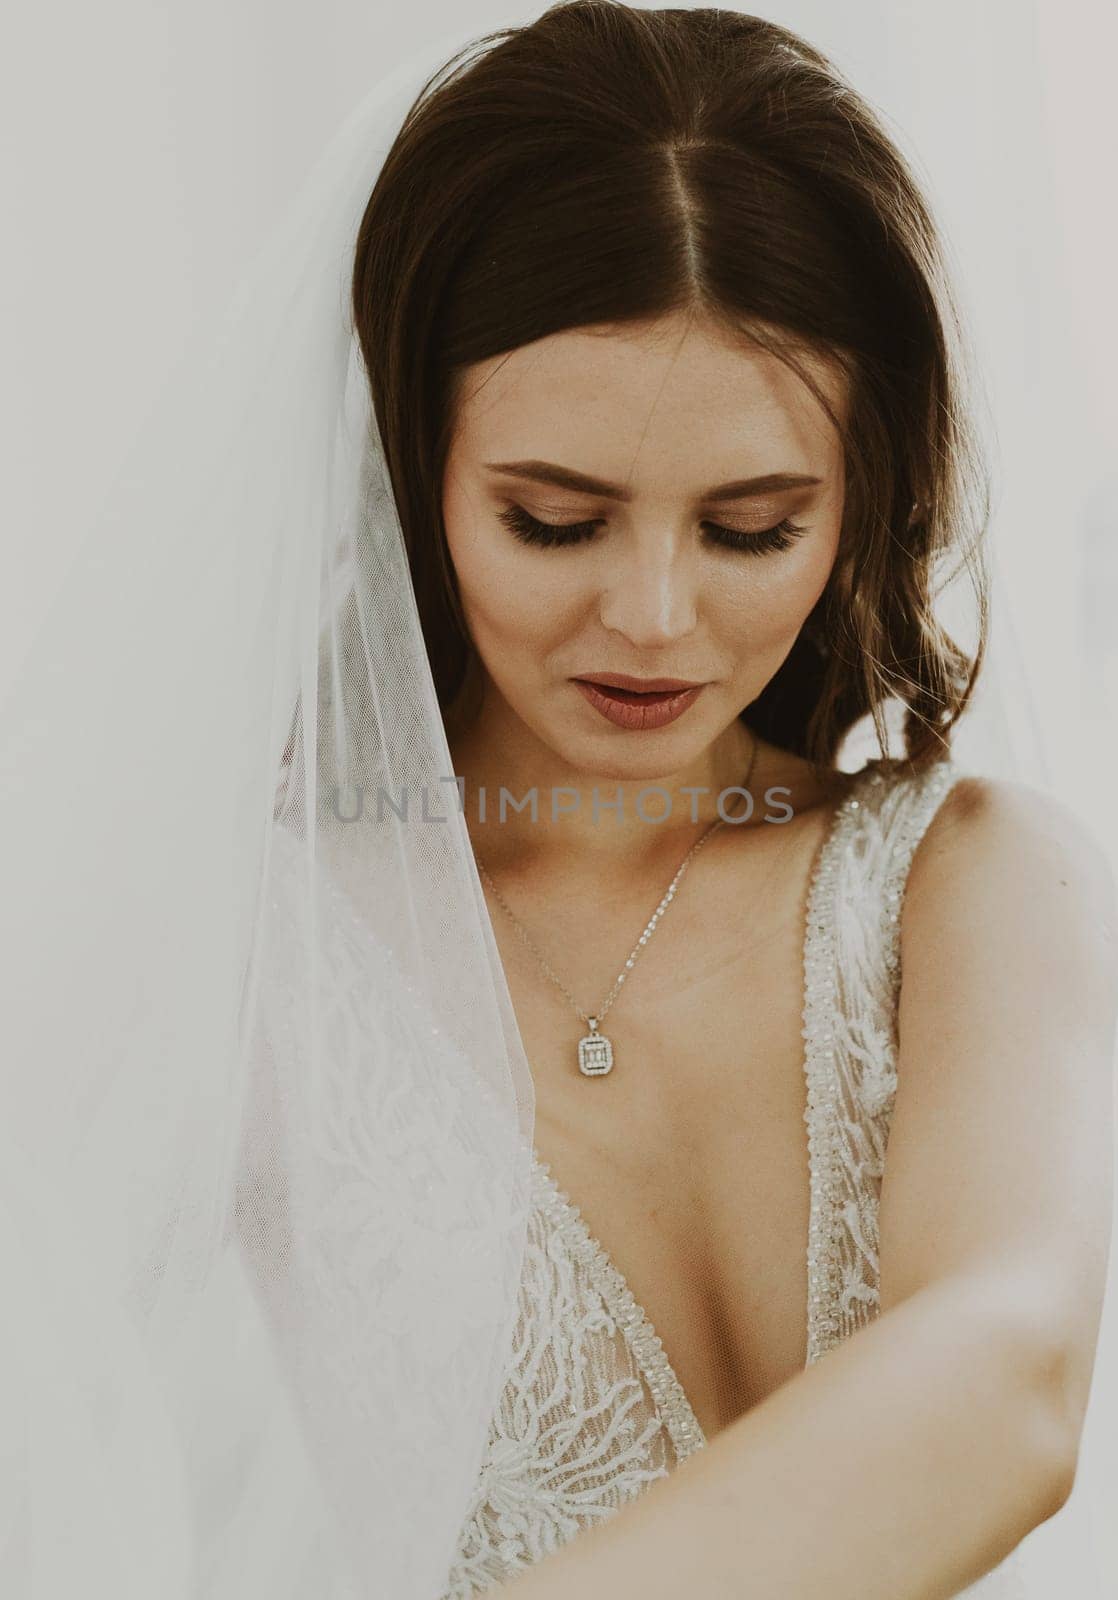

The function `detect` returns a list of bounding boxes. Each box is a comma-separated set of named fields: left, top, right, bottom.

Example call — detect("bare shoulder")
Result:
left=904, top=770, right=1118, bottom=1010
left=911, top=770, right=1117, bottom=913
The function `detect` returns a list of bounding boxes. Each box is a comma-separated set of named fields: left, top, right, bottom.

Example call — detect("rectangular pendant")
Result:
left=577, top=1032, right=613, bottom=1076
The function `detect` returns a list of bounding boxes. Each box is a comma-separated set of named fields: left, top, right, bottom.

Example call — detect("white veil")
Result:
left=0, top=38, right=535, bottom=1600
left=0, top=13, right=1112, bottom=1600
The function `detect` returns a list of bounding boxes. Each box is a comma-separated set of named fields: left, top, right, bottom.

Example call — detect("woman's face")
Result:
left=442, top=309, right=848, bottom=780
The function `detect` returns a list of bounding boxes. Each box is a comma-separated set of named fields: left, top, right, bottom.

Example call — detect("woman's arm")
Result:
left=497, top=777, right=1118, bottom=1600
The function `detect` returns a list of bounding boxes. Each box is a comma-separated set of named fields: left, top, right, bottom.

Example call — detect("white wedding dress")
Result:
left=439, top=755, right=1029, bottom=1599
left=249, top=754, right=1030, bottom=1598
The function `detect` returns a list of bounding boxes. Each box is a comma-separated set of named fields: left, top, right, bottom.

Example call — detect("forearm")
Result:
left=496, top=1273, right=1073, bottom=1600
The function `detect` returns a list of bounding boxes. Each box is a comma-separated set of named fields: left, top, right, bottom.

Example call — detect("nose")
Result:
left=597, top=531, right=699, bottom=648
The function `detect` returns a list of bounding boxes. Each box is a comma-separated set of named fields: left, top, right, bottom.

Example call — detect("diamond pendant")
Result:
left=577, top=1017, right=614, bottom=1077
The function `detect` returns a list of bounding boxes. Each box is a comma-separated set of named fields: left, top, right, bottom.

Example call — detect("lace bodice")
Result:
left=441, top=756, right=1028, bottom=1599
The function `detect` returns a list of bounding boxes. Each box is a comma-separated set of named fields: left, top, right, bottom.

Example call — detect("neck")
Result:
left=446, top=686, right=761, bottom=878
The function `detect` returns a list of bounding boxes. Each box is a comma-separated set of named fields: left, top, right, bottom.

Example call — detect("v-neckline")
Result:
left=525, top=762, right=879, bottom=1460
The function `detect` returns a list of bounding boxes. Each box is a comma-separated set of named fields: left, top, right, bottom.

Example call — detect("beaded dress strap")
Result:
left=803, top=758, right=958, bottom=1362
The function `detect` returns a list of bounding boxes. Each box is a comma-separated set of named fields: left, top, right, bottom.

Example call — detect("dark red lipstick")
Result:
left=571, top=673, right=706, bottom=731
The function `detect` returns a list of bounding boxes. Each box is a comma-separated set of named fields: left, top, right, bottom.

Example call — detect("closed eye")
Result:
left=496, top=503, right=806, bottom=555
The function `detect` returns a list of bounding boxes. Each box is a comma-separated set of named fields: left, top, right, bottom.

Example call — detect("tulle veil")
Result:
left=0, top=33, right=536, bottom=1600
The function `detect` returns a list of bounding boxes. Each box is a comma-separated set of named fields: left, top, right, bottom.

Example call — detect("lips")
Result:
left=572, top=677, right=704, bottom=731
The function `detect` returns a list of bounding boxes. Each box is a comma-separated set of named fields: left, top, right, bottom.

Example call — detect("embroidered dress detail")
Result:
left=532, top=1156, right=706, bottom=1462
left=802, top=757, right=959, bottom=1363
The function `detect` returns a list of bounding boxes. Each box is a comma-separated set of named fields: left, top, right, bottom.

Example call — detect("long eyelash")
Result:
left=497, top=505, right=599, bottom=547
left=496, top=503, right=806, bottom=555
left=709, top=518, right=806, bottom=554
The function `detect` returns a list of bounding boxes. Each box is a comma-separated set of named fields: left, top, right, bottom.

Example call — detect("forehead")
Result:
left=448, top=312, right=848, bottom=486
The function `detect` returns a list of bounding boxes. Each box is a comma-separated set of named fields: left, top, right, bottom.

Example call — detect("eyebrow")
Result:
left=483, top=459, right=823, bottom=503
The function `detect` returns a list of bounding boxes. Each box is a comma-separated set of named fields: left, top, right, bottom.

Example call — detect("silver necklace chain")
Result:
left=475, top=735, right=759, bottom=1076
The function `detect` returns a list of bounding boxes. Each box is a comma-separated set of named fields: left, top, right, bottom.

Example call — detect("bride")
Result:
left=346, top=7, right=1116, bottom=1594
left=1, top=4, right=1114, bottom=1599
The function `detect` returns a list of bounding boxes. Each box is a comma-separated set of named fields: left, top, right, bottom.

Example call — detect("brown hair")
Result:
left=351, top=0, right=990, bottom=773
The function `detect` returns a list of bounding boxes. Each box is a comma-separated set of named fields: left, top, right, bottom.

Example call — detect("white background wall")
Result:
left=4, top=1, right=1115, bottom=1592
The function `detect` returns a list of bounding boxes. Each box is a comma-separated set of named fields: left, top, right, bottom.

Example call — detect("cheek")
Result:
left=719, top=543, right=836, bottom=653
left=445, top=514, right=576, bottom=664
left=465, top=570, right=551, bottom=659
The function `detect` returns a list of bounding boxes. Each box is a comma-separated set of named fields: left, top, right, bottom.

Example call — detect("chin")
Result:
left=552, top=720, right=719, bottom=783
